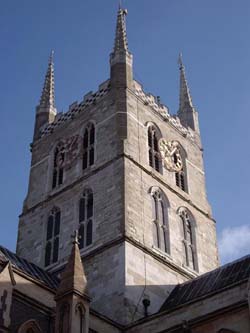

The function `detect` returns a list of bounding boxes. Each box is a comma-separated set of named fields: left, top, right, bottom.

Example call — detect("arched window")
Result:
left=82, top=123, right=95, bottom=170
left=52, top=143, right=65, bottom=189
left=151, top=188, right=170, bottom=254
left=178, top=208, right=197, bottom=271
left=78, top=189, right=93, bottom=249
left=174, top=148, right=187, bottom=192
left=75, top=303, right=86, bottom=333
left=148, top=126, right=161, bottom=173
left=18, top=320, right=42, bottom=333
left=45, top=208, right=61, bottom=267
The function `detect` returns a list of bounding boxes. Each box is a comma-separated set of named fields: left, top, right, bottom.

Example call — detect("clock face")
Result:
left=64, top=135, right=81, bottom=169
left=158, top=138, right=183, bottom=172
left=56, top=135, right=81, bottom=169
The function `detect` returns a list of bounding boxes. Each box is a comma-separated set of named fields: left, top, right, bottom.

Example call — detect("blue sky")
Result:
left=0, top=0, right=250, bottom=264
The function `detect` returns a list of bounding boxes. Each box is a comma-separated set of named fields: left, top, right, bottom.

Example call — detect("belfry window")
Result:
left=82, top=123, right=95, bottom=170
left=45, top=208, right=61, bottom=267
left=148, top=126, right=161, bottom=173
left=179, top=208, right=197, bottom=271
left=78, top=189, right=93, bottom=249
left=174, top=152, right=186, bottom=192
left=52, top=144, right=65, bottom=189
left=151, top=188, right=170, bottom=254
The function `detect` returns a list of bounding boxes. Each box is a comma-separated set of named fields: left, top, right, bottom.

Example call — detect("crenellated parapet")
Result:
left=133, top=80, right=196, bottom=142
left=40, top=80, right=110, bottom=137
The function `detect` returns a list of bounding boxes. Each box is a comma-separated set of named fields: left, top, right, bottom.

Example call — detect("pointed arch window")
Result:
left=18, top=320, right=42, bottom=333
left=148, top=126, right=161, bottom=173
left=78, top=189, right=93, bottom=249
left=174, top=151, right=187, bottom=192
left=75, top=303, right=86, bottom=333
left=151, top=188, right=170, bottom=254
left=52, top=144, right=65, bottom=189
left=179, top=208, right=197, bottom=271
left=82, top=123, right=95, bottom=170
left=45, top=208, right=61, bottom=267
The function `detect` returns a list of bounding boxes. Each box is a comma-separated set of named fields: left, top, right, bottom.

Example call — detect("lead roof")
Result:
left=160, top=255, right=250, bottom=312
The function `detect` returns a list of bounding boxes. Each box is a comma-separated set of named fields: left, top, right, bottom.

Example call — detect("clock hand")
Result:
left=170, top=147, right=177, bottom=157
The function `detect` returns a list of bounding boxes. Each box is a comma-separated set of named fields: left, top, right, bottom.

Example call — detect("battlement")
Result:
left=40, top=78, right=195, bottom=143
left=40, top=79, right=110, bottom=137
left=134, top=80, right=195, bottom=141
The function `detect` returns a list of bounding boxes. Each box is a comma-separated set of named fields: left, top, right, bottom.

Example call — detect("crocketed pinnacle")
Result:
left=113, top=6, right=129, bottom=53
left=39, top=51, right=55, bottom=108
left=178, top=53, right=194, bottom=113
left=56, top=231, right=88, bottom=298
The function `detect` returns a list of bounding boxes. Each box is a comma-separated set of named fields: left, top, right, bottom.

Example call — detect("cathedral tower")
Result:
left=17, top=7, right=219, bottom=325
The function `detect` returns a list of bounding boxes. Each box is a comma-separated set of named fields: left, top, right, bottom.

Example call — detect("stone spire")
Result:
left=56, top=231, right=88, bottom=298
left=113, top=6, right=129, bottom=53
left=110, top=6, right=133, bottom=86
left=33, top=51, right=57, bottom=141
left=178, top=53, right=194, bottom=112
left=177, top=54, right=200, bottom=133
left=55, top=231, right=90, bottom=333
left=39, top=51, right=56, bottom=109
left=110, top=6, right=134, bottom=139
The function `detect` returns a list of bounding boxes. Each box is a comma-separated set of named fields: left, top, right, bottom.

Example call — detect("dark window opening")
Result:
left=148, top=126, right=161, bottom=173
left=79, top=189, right=93, bottom=249
left=83, top=123, right=95, bottom=170
left=45, top=208, right=61, bottom=267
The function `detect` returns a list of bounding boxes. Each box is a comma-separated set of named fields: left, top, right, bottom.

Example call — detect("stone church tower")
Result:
left=16, top=7, right=219, bottom=325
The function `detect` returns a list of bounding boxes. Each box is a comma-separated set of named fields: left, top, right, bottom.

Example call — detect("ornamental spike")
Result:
left=113, top=6, right=129, bottom=53
left=178, top=53, right=194, bottom=112
left=39, top=50, right=56, bottom=109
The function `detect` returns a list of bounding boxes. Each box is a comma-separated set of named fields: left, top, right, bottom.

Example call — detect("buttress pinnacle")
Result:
left=177, top=54, right=200, bottom=133
left=178, top=53, right=194, bottom=113
left=113, top=7, right=129, bottom=53
left=39, top=51, right=56, bottom=109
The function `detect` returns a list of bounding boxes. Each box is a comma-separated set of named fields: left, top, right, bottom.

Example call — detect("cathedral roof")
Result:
left=160, top=254, right=250, bottom=312
left=0, top=245, right=59, bottom=290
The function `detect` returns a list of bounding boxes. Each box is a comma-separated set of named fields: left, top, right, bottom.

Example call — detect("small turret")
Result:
left=109, top=6, right=134, bottom=140
left=177, top=54, right=200, bottom=134
left=55, top=231, right=90, bottom=333
left=33, top=51, right=57, bottom=141
left=110, top=5, right=133, bottom=89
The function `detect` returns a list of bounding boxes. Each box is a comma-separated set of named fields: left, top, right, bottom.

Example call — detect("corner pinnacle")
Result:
left=39, top=51, right=56, bottom=109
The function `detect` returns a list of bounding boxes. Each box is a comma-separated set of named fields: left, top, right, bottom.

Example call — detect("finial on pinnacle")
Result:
left=71, top=230, right=80, bottom=245
left=49, top=50, right=54, bottom=64
left=118, top=0, right=128, bottom=15
left=178, top=52, right=184, bottom=70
